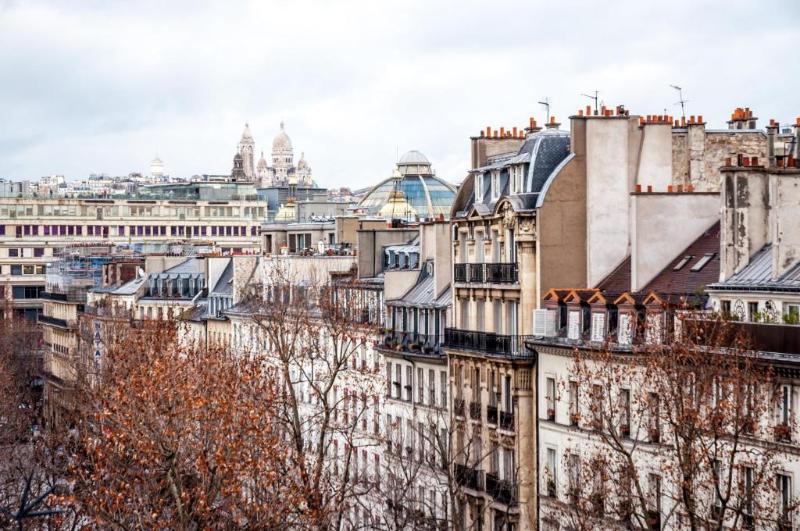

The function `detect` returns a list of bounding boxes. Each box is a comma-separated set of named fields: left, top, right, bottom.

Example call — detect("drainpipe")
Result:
left=767, top=120, right=778, bottom=168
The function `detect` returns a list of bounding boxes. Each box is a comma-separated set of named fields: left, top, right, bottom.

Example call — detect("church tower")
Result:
left=238, top=123, right=255, bottom=179
left=256, top=151, right=270, bottom=187
left=231, top=150, right=246, bottom=182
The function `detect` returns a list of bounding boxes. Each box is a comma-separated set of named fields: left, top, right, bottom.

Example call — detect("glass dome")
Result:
left=359, top=152, right=456, bottom=219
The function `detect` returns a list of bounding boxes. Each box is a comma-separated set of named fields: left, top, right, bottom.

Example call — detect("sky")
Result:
left=0, top=0, right=798, bottom=190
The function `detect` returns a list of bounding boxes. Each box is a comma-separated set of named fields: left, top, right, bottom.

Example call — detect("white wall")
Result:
left=637, top=123, right=673, bottom=192
left=585, top=118, right=633, bottom=287
left=631, top=193, right=720, bottom=291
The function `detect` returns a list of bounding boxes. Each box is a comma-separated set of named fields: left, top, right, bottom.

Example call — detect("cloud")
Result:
left=0, top=0, right=798, bottom=189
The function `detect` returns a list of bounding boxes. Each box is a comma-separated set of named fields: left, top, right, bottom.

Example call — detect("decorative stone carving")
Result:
left=501, top=203, right=516, bottom=228
left=519, top=217, right=536, bottom=237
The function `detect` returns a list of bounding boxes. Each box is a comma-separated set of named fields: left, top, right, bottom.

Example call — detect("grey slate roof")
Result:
left=708, top=245, right=800, bottom=292
left=210, top=261, right=234, bottom=296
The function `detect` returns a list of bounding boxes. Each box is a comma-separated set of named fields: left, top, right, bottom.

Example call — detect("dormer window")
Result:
left=618, top=313, right=632, bottom=345
left=673, top=256, right=692, bottom=271
left=491, top=171, right=501, bottom=201
left=567, top=310, right=581, bottom=340
left=475, top=174, right=485, bottom=203
left=590, top=312, right=606, bottom=342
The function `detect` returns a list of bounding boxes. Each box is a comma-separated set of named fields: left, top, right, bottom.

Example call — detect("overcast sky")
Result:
left=1, top=0, right=797, bottom=189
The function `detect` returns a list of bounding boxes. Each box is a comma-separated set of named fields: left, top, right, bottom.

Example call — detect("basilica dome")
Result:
left=272, top=122, right=292, bottom=152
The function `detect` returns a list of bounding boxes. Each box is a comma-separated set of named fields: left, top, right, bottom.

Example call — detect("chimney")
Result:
left=766, top=120, right=778, bottom=167
left=545, top=116, right=561, bottom=129
left=524, top=117, right=541, bottom=137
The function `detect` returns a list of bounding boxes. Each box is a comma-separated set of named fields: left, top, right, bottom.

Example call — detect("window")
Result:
left=591, top=312, right=606, bottom=342
left=786, top=304, right=800, bottom=324
left=673, top=255, right=692, bottom=270
left=405, top=366, right=413, bottom=401
left=567, top=454, right=580, bottom=503
left=592, top=385, right=603, bottom=430
left=690, top=253, right=715, bottom=272
left=568, top=381, right=579, bottom=426
left=618, top=313, right=632, bottom=345
left=720, top=300, right=731, bottom=315
left=417, top=368, right=424, bottom=404
left=648, top=392, right=661, bottom=443
left=567, top=310, right=580, bottom=340
left=619, top=389, right=631, bottom=437
left=475, top=174, right=485, bottom=203
left=648, top=474, right=661, bottom=529
left=741, top=465, right=754, bottom=525
left=428, top=369, right=436, bottom=406
left=776, top=384, right=792, bottom=442
left=394, top=364, right=402, bottom=399
left=8, top=248, right=19, bottom=257
left=748, top=301, right=759, bottom=322
left=545, top=448, right=557, bottom=497
left=777, top=474, right=792, bottom=529
left=491, top=171, right=500, bottom=201
left=440, top=370, right=447, bottom=408
left=545, top=377, right=556, bottom=421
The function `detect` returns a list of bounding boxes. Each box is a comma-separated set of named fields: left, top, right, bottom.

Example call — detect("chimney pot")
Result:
left=743, top=156, right=750, bottom=166
left=725, top=157, right=732, bottom=166
left=689, top=115, right=695, bottom=124
left=635, top=184, right=642, bottom=193
left=512, top=126, right=518, bottom=136
left=676, top=184, right=683, bottom=192
left=486, top=126, right=491, bottom=137
left=698, top=115, right=703, bottom=123
left=752, top=156, right=759, bottom=166
left=550, top=116, right=556, bottom=124
left=737, top=154, right=744, bottom=166
left=578, top=109, right=584, bottom=116
left=681, top=116, right=686, bottom=126
left=647, top=185, right=653, bottom=193
left=667, top=185, right=673, bottom=193
left=585, top=105, right=591, bottom=116
left=687, top=184, right=694, bottom=192
left=500, top=127, right=505, bottom=136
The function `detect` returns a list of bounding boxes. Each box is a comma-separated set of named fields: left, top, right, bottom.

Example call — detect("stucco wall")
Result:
left=637, top=124, right=673, bottom=192
left=538, top=154, right=587, bottom=304
left=631, top=192, right=720, bottom=291
left=585, top=117, right=633, bottom=286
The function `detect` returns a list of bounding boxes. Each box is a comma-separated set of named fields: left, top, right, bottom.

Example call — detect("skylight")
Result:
left=673, top=255, right=693, bottom=271
left=690, top=253, right=716, bottom=272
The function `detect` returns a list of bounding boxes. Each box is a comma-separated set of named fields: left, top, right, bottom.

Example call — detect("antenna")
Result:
left=670, top=85, right=688, bottom=122
left=538, top=98, right=551, bottom=123
left=581, top=91, right=599, bottom=114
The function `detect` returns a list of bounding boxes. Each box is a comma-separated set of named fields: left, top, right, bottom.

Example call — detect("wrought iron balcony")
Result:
left=444, top=328, right=534, bottom=358
left=500, top=410, right=514, bottom=430
left=455, top=464, right=484, bottom=491
left=486, top=405, right=498, bottom=425
left=486, top=473, right=516, bottom=506
left=454, top=263, right=467, bottom=283
left=469, top=401, right=482, bottom=421
left=381, top=331, right=443, bottom=356
left=37, top=314, right=72, bottom=329
left=454, top=263, right=518, bottom=284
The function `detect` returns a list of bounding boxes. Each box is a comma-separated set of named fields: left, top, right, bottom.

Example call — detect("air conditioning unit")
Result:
left=533, top=309, right=556, bottom=337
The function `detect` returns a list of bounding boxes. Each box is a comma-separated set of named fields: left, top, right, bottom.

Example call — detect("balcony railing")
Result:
left=455, top=464, right=484, bottom=492
left=486, top=473, right=516, bottom=506
left=500, top=410, right=514, bottom=430
left=444, top=328, right=534, bottom=358
left=38, top=314, right=72, bottom=329
left=487, top=405, right=498, bottom=425
left=454, top=263, right=518, bottom=284
left=381, top=331, right=443, bottom=356
left=469, top=401, right=482, bottom=421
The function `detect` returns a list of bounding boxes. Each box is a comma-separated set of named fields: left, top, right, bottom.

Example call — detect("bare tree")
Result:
left=239, top=263, right=383, bottom=530
left=552, top=317, right=792, bottom=531
left=60, top=317, right=304, bottom=530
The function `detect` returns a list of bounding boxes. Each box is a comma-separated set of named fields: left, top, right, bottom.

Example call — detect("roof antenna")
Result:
left=538, top=97, right=551, bottom=123
left=581, top=91, right=599, bottom=114
left=670, top=85, right=688, bottom=122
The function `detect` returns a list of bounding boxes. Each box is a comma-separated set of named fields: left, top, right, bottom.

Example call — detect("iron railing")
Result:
left=486, top=473, right=516, bottom=506
left=444, top=328, right=535, bottom=358
left=455, top=464, right=484, bottom=491
left=454, top=262, right=518, bottom=284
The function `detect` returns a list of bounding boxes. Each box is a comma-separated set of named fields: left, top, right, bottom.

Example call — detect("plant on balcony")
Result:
left=648, top=427, right=660, bottom=443
left=774, top=422, right=792, bottom=442
left=547, top=408, right=555, bottom=421
left=569, top=412, right=581, bottom=426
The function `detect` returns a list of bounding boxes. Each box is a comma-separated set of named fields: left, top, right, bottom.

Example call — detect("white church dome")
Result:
left=272, top=122, right=292, bottom=152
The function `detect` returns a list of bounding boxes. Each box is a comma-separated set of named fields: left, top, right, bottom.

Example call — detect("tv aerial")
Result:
left=670, top=85, right=688, bottom=122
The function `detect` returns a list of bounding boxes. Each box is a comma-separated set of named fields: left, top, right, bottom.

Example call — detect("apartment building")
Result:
left=379, top=219, right=452, bottom=529
left=0, top=189, right=265, bottom=316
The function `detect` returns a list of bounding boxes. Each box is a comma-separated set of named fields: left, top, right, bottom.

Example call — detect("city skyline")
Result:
left=1, top=0, right=798, bottom=188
